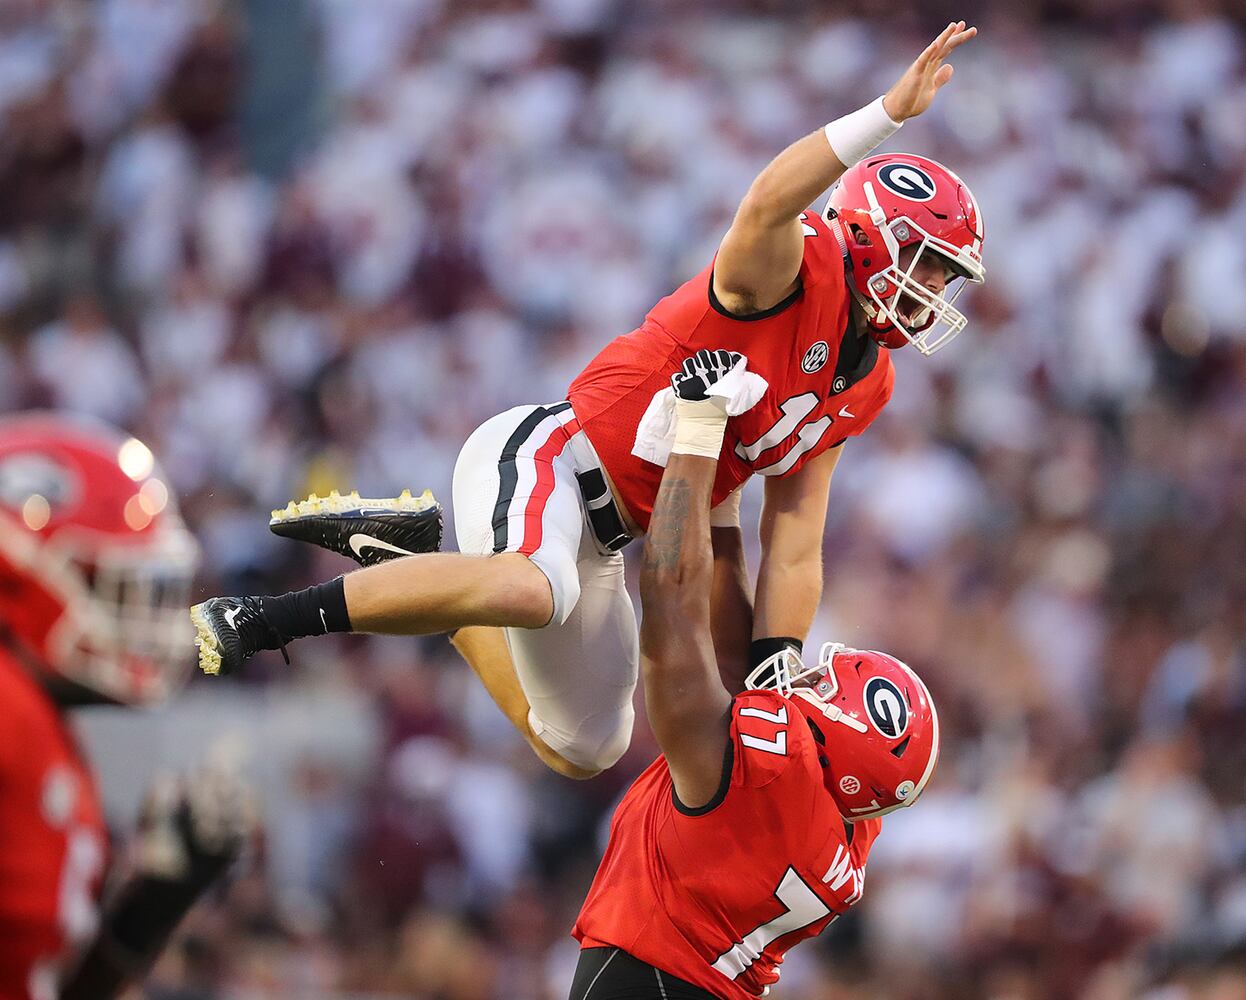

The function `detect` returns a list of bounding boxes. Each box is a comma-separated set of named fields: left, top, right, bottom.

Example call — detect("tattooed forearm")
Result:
left=645, top=478, right=692, bottom=573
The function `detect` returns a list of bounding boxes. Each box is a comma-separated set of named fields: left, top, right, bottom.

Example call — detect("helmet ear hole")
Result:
left=849, top=224, right=872, bottom=246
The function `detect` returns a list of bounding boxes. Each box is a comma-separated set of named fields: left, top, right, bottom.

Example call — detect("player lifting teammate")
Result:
left=191, top=22, right=981, bottom=780
left=568, top=353, right=939, bottom=998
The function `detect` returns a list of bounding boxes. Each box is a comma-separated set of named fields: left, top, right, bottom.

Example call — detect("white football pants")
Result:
left=452, top=402, right=638, bottom=772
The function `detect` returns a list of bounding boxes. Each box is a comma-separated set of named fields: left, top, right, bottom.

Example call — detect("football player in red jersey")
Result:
left=568, top=356, right=940, bottom=999
left=191, top=23, right=979, bottom=781
left=0, top=413, right=240, bottom=1000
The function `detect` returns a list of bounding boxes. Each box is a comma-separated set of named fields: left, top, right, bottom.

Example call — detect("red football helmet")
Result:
left=0, top=412, right=200, bottom=705
left=825, top=153, right=985, bottom=356
left=746, top=642, right=940, bottom=820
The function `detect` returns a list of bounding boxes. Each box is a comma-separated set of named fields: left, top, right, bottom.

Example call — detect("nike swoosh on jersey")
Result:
left=838, top=406, right=856, bottom=419
left=348, top=534, right=417, bottom=559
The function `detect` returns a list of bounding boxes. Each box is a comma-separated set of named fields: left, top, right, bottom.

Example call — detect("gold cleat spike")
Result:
left=189, top=604, right=223, bottom=676
left=271, top=489, right=440, bottom=521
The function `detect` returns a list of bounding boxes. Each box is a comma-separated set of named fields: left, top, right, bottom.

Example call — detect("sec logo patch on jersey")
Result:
left=801, top=341, right=829, bottom=374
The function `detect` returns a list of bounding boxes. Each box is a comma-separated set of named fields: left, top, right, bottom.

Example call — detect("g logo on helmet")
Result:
left=864, top=677, right=909, bottom=738
left=877, top=163, right=937, bottom=202
left=0, top=454, right=77, bottom=513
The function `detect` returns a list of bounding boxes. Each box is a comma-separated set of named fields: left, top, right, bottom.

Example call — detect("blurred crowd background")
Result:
left=3, top=0, right=1246, bottom=997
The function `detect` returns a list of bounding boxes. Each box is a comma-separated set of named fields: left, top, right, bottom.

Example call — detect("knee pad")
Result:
left=528, top=702, right=635, bottom=774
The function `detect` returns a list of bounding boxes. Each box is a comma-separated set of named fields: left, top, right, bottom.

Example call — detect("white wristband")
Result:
left=823, top=96, right=902, bottom=168
left=709, top=487, right=742, bottom=527
left=671, top=398, right=728, bottom=460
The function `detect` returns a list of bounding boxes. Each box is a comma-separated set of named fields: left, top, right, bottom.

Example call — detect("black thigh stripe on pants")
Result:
left=489, top=399, right=635, bottom=555
left=570, top=948, right=720, bottom=1000
left=491, top=402, right=573, bottom=552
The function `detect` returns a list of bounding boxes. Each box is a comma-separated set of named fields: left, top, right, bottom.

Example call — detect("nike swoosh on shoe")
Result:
left=348, top=534, right=418, bottom=559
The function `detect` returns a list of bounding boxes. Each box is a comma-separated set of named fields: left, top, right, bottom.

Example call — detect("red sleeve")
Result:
left=847, top=817, right=884, bottom=877
left=731, top=691, right=817, bottom=790
left=797, top=210, right=847, bottom=291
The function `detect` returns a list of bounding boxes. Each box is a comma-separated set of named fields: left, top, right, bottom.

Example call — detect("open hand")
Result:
left=135, top=766, right=250, bottom=883
left=883, top=21, right=977, bottom=122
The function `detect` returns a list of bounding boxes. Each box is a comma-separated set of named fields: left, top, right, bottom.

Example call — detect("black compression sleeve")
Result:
left=748, top=636, right=803, bottom=670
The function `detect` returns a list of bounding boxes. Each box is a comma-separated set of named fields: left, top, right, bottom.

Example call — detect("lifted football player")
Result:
left=568, top=356, right=939, bottom=999
left=191, top=22, right=980, bottom=780
left=0, top=414, right=243, bottom=1000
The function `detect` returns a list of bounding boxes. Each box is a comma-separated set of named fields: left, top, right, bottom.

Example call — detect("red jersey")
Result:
left=568, top=211, right=894, bottom=530
left=573, top=691, right=882, bottom=999
left=0, top=652, right=107, bottom=1000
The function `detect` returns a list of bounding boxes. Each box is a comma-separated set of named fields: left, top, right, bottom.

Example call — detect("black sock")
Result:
left=260, top=578, right=352, bottom=640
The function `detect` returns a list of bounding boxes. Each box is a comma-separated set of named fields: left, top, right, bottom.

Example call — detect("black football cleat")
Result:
left=190, top=596, right=290, bottom=677
left=267, top=489, right=443, bottom=567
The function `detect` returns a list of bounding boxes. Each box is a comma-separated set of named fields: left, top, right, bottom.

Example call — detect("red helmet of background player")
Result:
left=825, top=153, right=985, bottom=356
left=746, top=643, right=940, bottom=820
left=0, top=412, right=200, bottom=706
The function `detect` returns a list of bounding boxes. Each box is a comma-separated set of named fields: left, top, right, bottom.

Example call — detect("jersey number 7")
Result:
left=711, top=867, right=831, bottom=980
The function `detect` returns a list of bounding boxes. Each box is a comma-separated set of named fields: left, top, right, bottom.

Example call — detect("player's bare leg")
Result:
left=192, top=550, right=555, bottom=677
left=344, top=552, right=553, bottom=634
left=450, top=626, right=599, bottom=780
left=191, top=487, right=609, bottom=778
left=191, top=492, right=554, bottom=676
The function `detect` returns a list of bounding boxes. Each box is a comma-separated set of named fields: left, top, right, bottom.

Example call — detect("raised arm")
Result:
left=712, top=20, right=977, bottom=315
left=60, top=769, right=246, bottom=1000
left=638, top=360, right=756, bottom=808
